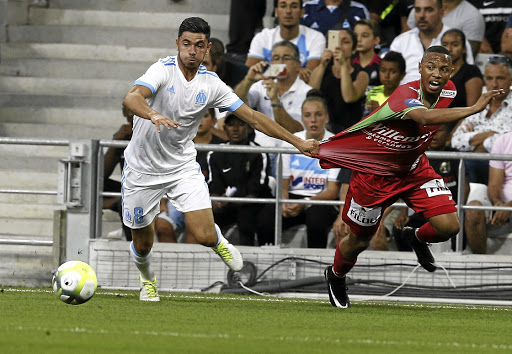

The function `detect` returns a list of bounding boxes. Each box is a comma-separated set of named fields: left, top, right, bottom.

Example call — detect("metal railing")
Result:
left=2, top=137, right=512, bottom=253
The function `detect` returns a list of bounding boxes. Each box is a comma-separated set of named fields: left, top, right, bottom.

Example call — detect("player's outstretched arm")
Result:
left=406, top=89, right=505, bottom=126
left=122, top=85, right=180, bottom=133
left=233, top=103, right=319, bottom=156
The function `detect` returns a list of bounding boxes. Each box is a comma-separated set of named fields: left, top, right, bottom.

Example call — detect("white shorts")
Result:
left=122, top=162, right=211, bottom=229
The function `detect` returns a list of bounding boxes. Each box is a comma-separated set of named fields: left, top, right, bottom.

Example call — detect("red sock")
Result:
left=333, top=245, right=357, bottom=277
left=416, top=222, right=443, bottom=243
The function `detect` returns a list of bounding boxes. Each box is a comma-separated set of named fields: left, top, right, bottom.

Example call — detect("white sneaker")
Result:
left=212, top=235, right=243, bottom=272
left=140, top=275, right=160, bottom=302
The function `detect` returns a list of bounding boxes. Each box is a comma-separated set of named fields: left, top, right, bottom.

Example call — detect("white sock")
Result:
left=130, top=241, right=155, bottom=281
left=213, top=224, right=222, bottom=248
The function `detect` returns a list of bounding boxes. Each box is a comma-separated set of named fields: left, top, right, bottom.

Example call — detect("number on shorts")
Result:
left=134, top=207, right=144, bottom=224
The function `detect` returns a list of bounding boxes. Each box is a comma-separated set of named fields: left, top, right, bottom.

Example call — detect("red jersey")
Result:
left=314, top=80, right=456, bottom=175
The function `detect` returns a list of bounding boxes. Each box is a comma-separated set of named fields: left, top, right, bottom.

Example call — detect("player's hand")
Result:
left=247, top=61, right=268, bottom=82
left=298, top=67, right=312, bottom=83
left=473, top=89, right=505, bottom=113
left=297, top=138, right=319, bottom=157
left=150, top=113, right=180, bottom=133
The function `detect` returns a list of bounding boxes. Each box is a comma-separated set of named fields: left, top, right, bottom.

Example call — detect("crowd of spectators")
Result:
left=104, top=0, right=512, bottom=252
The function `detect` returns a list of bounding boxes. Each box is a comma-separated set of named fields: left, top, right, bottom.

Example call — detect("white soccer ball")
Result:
left=52, top=261, right=97, bottom=305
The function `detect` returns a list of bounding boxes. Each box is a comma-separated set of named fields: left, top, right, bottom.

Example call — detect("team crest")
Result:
left=195, top=90, right=207, bottom=105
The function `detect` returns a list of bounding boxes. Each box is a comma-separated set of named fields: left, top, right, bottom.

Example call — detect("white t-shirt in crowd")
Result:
left=247, top=25, right=326, bottom=67
left=390, top=25, right=474, bottom=85
left=247, top=76, right=311, bottom=148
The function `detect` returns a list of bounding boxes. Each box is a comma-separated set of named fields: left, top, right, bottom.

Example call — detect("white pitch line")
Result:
left=6, top=325, right=512, bottom=350
left=4, top=288, right=512, bottom=311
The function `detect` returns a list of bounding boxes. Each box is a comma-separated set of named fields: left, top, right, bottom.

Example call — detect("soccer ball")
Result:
left=52, top=261, right=97, bottom=305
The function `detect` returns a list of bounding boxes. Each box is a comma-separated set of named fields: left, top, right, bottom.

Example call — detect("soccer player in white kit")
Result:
left=122, top=17, right=319, bottom=301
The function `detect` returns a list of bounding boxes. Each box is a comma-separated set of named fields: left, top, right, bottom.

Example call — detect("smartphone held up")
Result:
left=263, top=63, right=287, bottom=78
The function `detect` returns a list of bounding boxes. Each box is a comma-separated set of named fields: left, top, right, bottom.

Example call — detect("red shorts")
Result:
left=342, top=156, right=457, bottom=236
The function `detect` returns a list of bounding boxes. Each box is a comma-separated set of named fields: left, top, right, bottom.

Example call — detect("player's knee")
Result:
left=155, top=217, right=172, bottom=234
left=438, top=221, right=460, bottom=241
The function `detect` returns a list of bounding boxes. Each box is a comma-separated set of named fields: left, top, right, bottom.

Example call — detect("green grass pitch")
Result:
left=1, top=288, right=511, bottom=353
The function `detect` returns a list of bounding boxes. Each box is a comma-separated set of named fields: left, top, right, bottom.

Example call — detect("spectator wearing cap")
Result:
left=207, top=114, right=273, bottom=246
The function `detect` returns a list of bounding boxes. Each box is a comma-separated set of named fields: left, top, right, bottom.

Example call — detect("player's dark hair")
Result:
left=178, top=17, right=211, bottom=41
left=382, top=51, right=406, bottom=75
left=272, top=40, right=301, bottom=61
left=340, top=28, right=357, bottom=50
left=423, top=45, right=451, bottom=59
left=441, top=28, right=467, bottom=62
left=302, top=89, right=328, bottom=114
left=354, top=19, right=380, bottom=38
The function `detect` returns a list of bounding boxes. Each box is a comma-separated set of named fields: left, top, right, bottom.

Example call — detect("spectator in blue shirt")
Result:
left=301, top=0, right=370, bottom=35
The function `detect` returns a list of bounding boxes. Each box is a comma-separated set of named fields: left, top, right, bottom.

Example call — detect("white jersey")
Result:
left=247, top=25, right=326, bottom=67
left=125, top=56, right=243, bottom=174
left=282, top=130, right=340, bottom=197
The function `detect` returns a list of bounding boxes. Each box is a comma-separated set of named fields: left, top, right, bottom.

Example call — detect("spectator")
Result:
left=352, top=19, right=382, bottom=88
left=441, top=29, right=483, bottom=109
left=235, top=41, right=311, bottom=165
left=309, top=28, right=369, bottom=133
left=465, top=132, right=512, bottom=254
left=155, top=109, right=225, bottom=243
left=406, top=0, right=485, bottom=55
left=208, top=114, right=273, bottom=246
left=246, top=0, right=326, bottom=83
left=367, top=0, right=415, bottom=48
left=393, top=124, right=470, bottom=250
left=103, top=106, right=133, bottom=241
left=451, top=56, right=512, bottom=185
left=256, top=93, right=342, bottom=248
left=209, top=37, right=249, bottom=91
left=500, top=12, right=512, bottom=59
left=364, top=51, right=406, bottom=116
left=469, top=0, right=511, bottom=54
left=225, top=0, right=267, bottom=63
left=302, top=0, right=371, bottom=35
left=390, top=0, right=474, bottom=85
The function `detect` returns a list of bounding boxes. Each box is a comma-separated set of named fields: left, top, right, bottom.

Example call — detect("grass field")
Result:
left=1, top=288, right=511, bottom=354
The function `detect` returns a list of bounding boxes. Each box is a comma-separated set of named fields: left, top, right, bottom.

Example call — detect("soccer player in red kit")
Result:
left=314, top=46, right=504, bottom=308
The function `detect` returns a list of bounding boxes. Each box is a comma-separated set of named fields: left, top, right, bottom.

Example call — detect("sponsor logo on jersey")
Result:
left=290, top=176, right=326, bottom=189
left=290, top=176, right=303, bottom=187
left=347, top=198, right=382, bottom=226
left=366, top=122, right=433, bottom=143
left=195, top=90, right=207, bottom=105
left=420, top=178, right=452, bottom=197
left=167, top=85, right=175, bottom=94
left=440, top=89, right=456, bottom=98
left=405, top=98, right=423, bottom=107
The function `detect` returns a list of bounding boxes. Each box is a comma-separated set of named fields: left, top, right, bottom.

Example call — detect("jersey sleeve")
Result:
left=211, top=78, right=244, bottom=112
left=134, top=60, right=168, bottom=94
left=386, top=84, right=427, bottom=118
